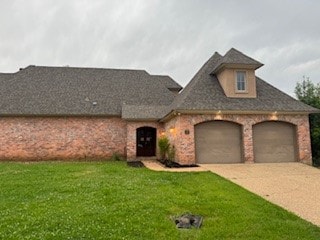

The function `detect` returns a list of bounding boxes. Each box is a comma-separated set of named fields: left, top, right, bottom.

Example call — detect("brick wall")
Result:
left=0, top=114, right=312, bottom=164
left=0, top=117, right=127, bottom=161
left=163, top=114, right=312, bottom=165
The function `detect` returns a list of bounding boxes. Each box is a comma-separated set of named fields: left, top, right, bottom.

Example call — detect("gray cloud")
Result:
left=0, top=0, right=319, bottom=96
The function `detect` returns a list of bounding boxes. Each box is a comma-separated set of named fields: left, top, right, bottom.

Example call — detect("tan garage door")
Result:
left=253, top=121, right=297, bottom=163
left=195, top=121, right=242, bottom=164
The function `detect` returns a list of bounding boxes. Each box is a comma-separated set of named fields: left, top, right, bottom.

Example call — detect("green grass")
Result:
left=0, top=161, right=319, bottom=239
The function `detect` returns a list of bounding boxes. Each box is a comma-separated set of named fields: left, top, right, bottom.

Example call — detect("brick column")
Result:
left=126, top=123, right=136, bottom=161
left=174, top=115, right=196, bottom=165
left=296, top=119, right=312, bottom=165
left=242, top=123, right=254, bottom=163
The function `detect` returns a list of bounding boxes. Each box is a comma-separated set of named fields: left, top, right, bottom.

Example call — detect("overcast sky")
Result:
left=1, top=0, right=319, bottom=96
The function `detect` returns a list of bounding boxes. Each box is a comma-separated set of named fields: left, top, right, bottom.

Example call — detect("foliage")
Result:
left=158, top=136, right=170, bottom=160
left=295, top=76, right=320, bottom=106
left=168, top=145, right=176, bottom=161
left=0, top=161, right=319, bottom=239
left=110, top=152, right=124, bottom=161
left=295, top=76, right=320, bottom=165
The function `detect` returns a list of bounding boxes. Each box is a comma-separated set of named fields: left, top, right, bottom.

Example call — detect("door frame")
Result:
left=194, top=120, right=243, bottom=164
left=136, top=127, right=157, bottom=157
left=252, top=121, right=298, bottom=163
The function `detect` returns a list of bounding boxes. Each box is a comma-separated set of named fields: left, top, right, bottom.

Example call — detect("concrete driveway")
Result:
left=200, top=163, right=320, bottom=226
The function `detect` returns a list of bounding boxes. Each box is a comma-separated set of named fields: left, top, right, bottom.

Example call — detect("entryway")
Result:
left=136, top=127, right=156, bottom=157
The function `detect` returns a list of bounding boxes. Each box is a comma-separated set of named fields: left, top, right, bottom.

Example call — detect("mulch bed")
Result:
left=158, top=159, right=198, bottom=168
left=127, top=161, right=145, bottom=168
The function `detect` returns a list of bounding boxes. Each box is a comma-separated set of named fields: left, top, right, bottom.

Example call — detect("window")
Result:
left=236, top=71, right=246, bottom=92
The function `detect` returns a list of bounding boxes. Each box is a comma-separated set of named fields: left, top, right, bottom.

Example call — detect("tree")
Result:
left=295, top=76, right=320, bottom=165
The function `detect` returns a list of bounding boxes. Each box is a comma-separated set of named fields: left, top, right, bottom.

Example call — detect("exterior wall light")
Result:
left=215, top=110, right=222, bottom=120
left=270, top=111, right=278, bottom=120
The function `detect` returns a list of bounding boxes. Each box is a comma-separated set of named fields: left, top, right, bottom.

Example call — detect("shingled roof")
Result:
left=0, top=73, right=15, bottom=81
left=1, top=48, right=317, bottom=119
left=211, top=48, right=264, bottom=74
left=0, top=66, right=177, bottom=116
left=122, top=105, right=170, bottom=120
left=151, top=75, right=182, bottom=91
left=170, top=49, right=318, bottom=115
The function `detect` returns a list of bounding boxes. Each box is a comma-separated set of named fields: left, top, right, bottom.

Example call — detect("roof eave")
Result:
left=160, top=109, right=316, bottom=120
left=122, top=117, right=161, bottom=122
left=211, top=63, right=264, bottom=75
left=0, top=113, right=122, bottom=117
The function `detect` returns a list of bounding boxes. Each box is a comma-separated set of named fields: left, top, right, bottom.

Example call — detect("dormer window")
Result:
left=236, top=71, right=246, bottom=92
left=214, top=48, right=261, bottom=98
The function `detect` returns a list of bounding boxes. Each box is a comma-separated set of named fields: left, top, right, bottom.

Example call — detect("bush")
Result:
left=158, top=136, right=170, bottom=160
left=110, top=152, right=124, bottom=161
left=168, top=145, right=175, bottom=161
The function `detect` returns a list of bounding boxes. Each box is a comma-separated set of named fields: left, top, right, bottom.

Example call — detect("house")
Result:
left=0, top=48, right=318, bottom=164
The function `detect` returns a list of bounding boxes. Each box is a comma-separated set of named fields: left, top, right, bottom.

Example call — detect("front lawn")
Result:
left=0, top=161, right=319, bottom=239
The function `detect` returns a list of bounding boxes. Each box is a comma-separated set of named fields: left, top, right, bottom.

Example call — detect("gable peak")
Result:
left=211, top=48, right=263, bottom=74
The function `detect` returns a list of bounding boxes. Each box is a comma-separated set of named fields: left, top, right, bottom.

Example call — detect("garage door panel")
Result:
left=195, top=121, right=242, bottom=164
left=253, top=121, right=296, bottom=163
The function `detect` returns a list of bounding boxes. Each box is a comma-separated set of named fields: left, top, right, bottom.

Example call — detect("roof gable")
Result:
left=211, top=48, right=263, bottom=74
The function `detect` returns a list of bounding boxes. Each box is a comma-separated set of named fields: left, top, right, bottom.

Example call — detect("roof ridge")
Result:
left=225, top=48, right=263, bottom=65
left=150, top=74, right=172, bottom=77
left=20, top=65, right=149, bottom=73
left=0, top=72, right=16, bottom=81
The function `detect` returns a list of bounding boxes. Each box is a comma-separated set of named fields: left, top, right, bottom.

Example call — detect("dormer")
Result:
left=211, top=48, right=263, bottom=98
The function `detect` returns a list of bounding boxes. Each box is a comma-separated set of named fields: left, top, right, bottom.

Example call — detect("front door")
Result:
left=136, top=127, right=156, bottom=157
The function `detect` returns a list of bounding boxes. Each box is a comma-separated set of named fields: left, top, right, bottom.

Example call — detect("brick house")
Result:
left=0, top=48, right=318, bottom=164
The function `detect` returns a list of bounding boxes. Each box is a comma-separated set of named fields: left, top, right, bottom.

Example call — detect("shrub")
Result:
left=168, top=145, right=176, bottom=161
left=110, top=152, right=124, bottom=161
left=158, top=136, right=170, bottom=160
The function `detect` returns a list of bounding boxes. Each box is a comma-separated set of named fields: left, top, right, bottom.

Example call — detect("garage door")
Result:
left=253, top=121, right=296, bottom=163
left=195, top=121, right=242, bottom=163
